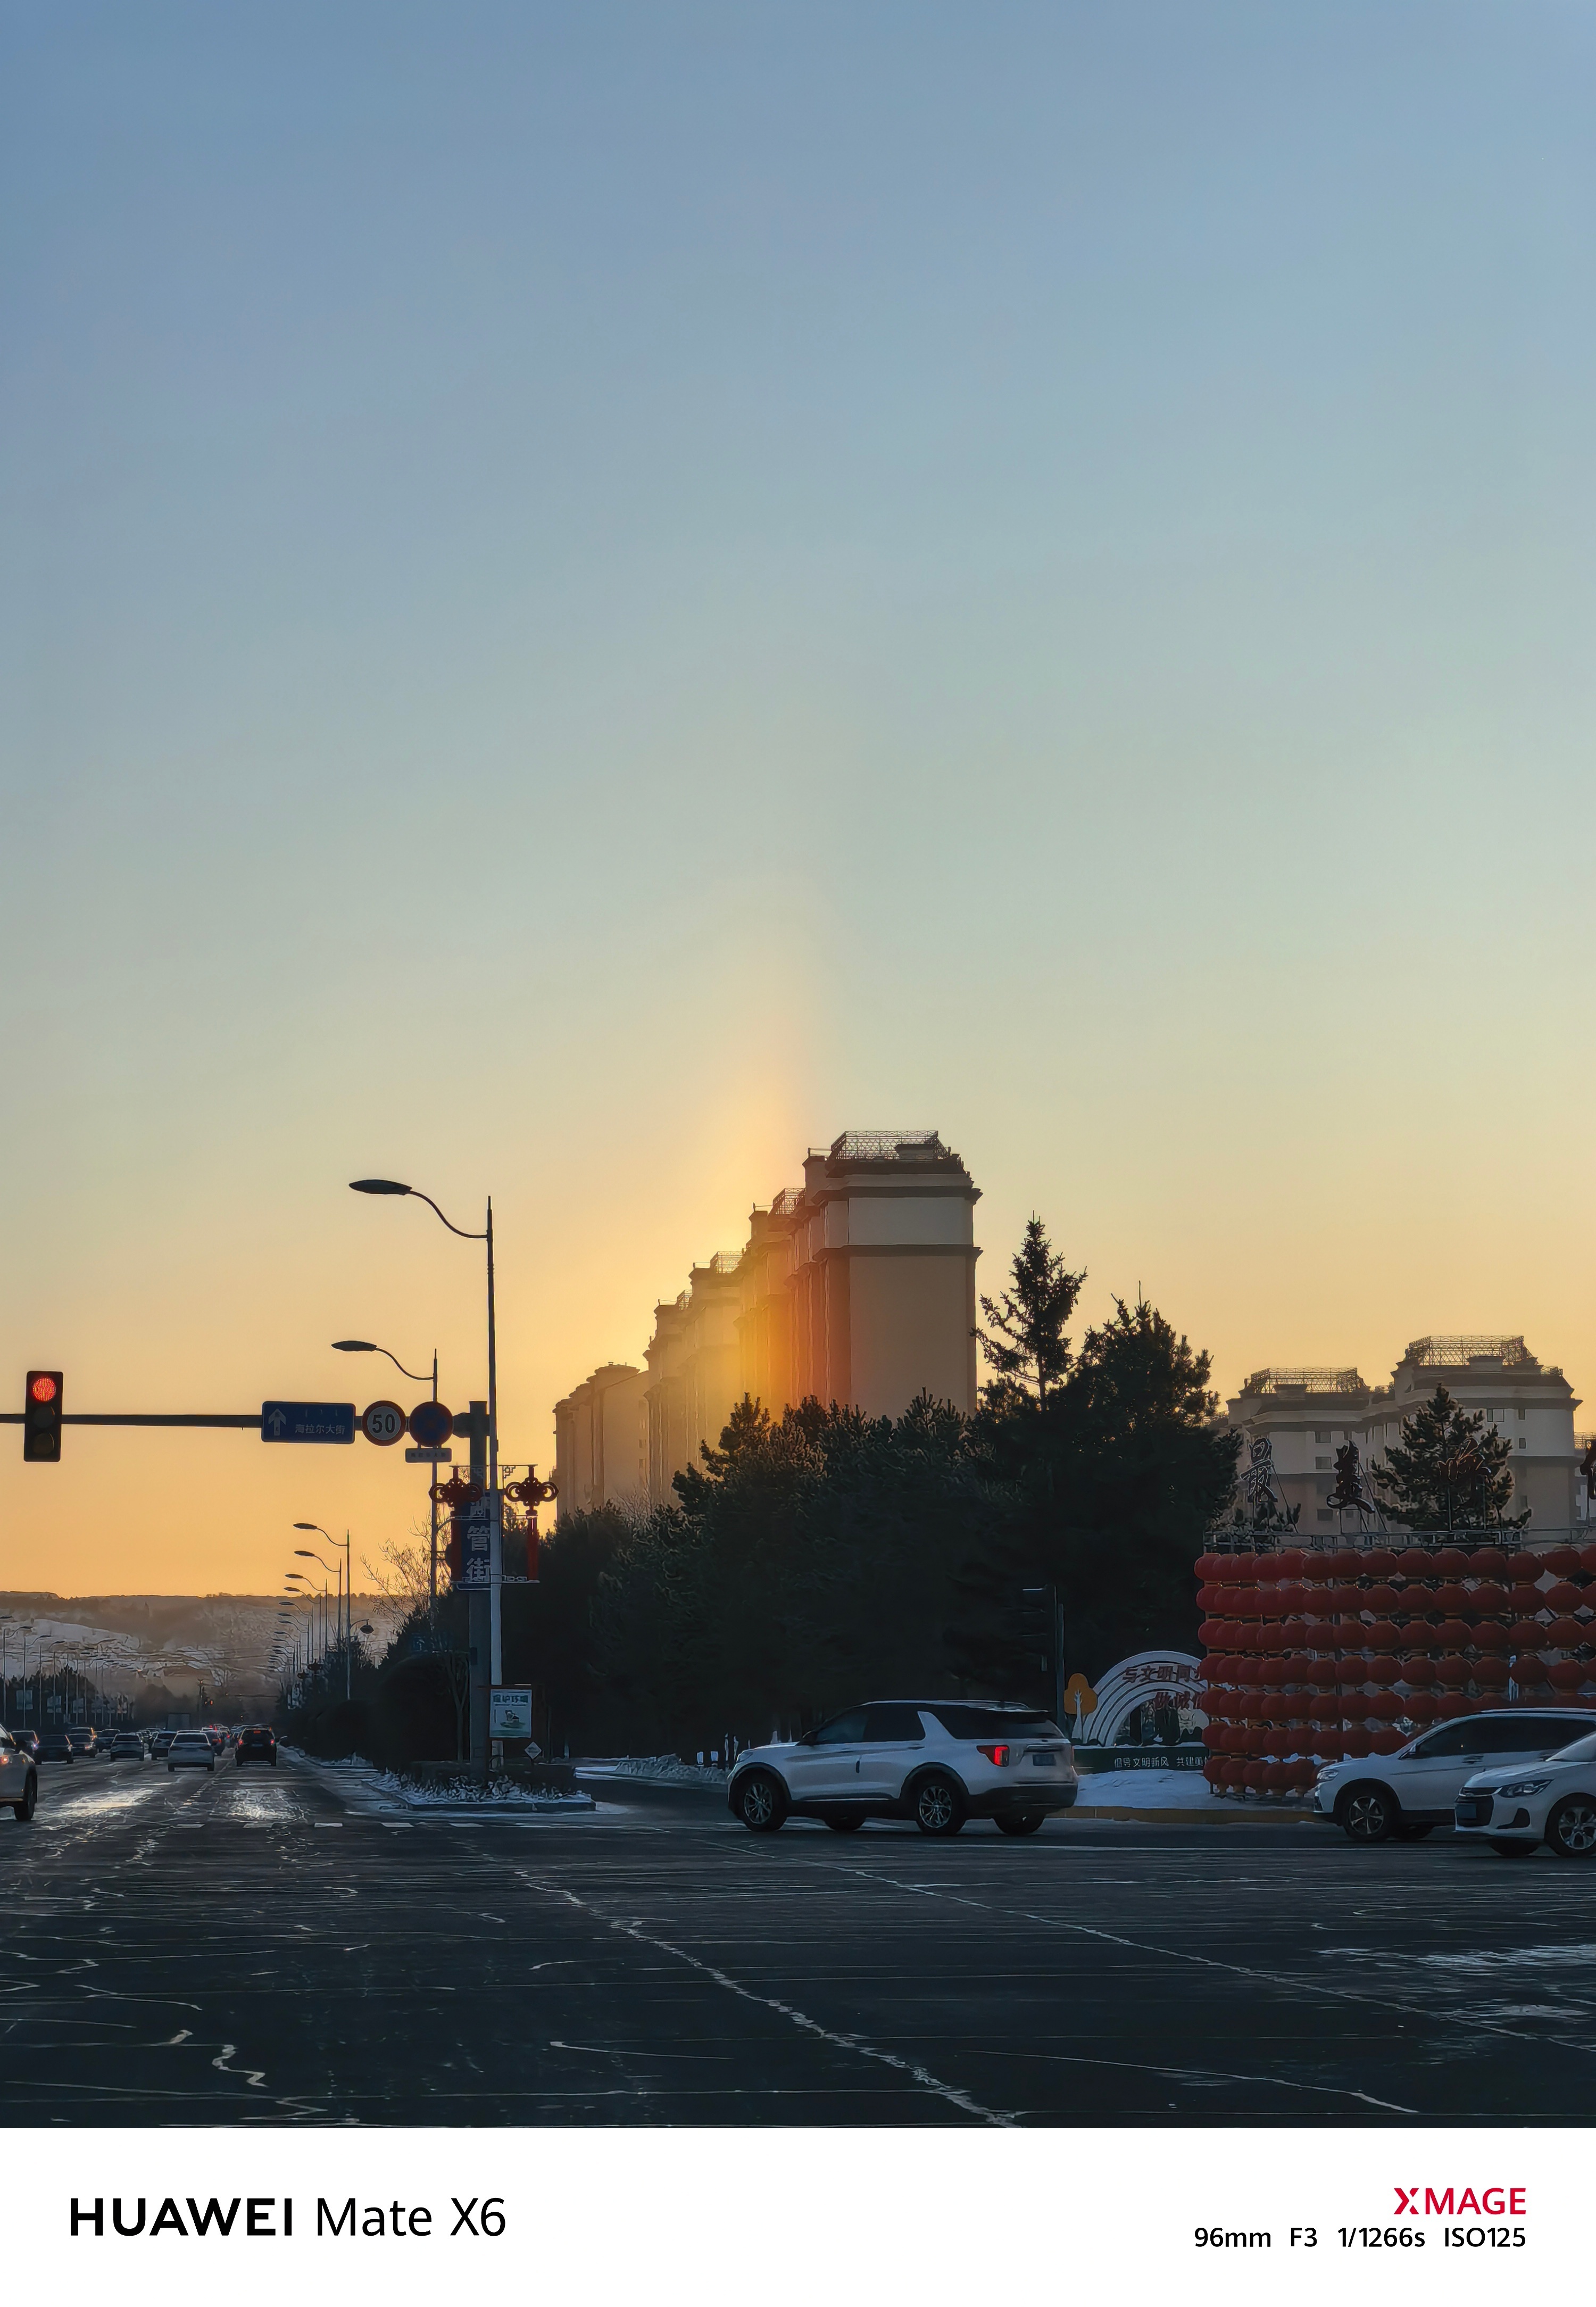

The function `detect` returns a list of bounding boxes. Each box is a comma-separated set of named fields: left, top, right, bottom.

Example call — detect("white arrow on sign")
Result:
left=266, top=1408, right=287, bottom=1438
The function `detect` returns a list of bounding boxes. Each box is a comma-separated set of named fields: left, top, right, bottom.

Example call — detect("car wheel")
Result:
left=994, top=1812, right=1045, bottom=1835
left=1339, top=1783, right=1398, bottom=1843
left=1489, top=1837, right=1537, bottom=1858
left=911, top=1772, right=965, bottom=1836
left=733, top=1770, right=787, bottom=1832
left=1394, top=1823, right=1433, bottom=1841
left=824, top=1814, right=864, bottom=1832
left=1545, top=1795, right=1596, bottom=1860
left=13, top=1774, right=36, bottom=1822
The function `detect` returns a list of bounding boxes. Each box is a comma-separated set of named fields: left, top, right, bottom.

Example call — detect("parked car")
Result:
left=1312, top=1709, right=1596, bottom=1841
left=149, top=1731, right=177, bottom=1756
left=1454, top=1728, right=1596, bottom=1859
left=234, top=1725, right=278, bottom=1769
left=728, top=1702, right=1078, bottom=1835
left=11, top=1732, right=40, bottom=1763
left=167, top=1731, right=215, bottom=1774
left=0, top=1729, right=38, bottom=1821
left=37, top=1731, right=73, bottom=1763
left=108, top=1731, right=144, bottom=1761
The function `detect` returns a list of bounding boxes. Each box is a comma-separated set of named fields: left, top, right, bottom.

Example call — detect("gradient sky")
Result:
left=5, top=2, right=1596, bottom=1596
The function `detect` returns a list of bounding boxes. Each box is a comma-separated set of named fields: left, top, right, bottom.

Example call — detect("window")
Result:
left=1485, top=1716, right=1592, bottom=1753
left=1518, top=1408, right=1526, bottom=1420
left=1412, top=1723, right=1483, bottom=1758
left=926, top=1706, right=1063, bottom=1739
left=1315, top=1429, right=1331, bottom=1443
left=809, top=1711, right=868, bottom=1746
left=1317, top=1508, right=1335, bottom=1523
left=862, top=1705, right=925, bottom=1742
left=1518, top=1437, right=1526, bottom=1450
left=1315, top=1456, right=1331, bottom=1471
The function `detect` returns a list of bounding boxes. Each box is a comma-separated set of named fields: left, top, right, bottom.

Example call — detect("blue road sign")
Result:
left=260, top=1401, right=356, bottom=1445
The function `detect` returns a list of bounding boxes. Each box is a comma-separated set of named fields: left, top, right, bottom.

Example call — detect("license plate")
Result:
left=1029, top=1752, right=1056, bottom=1768
left=1456, top=1801, right=1487, bottom=1826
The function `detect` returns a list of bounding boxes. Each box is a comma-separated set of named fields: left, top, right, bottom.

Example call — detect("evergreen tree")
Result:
left=974, top=1216, right=1085, bottom=1405
left=1371, top=1385, right=1528, bottom=1530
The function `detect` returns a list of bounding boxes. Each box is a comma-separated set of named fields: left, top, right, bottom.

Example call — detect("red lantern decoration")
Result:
left=1468, top=1580, right=1509, bottom=1615
left=1369, top=1729, right=1406, bottom=1755
left=1546, top=1546, right=1582, bottom=1577
left=1308, top=1697, right=1339, bottom=1726
left=1509, top=1558, right=1544, bottom=1593
left=1404, top=1690, right=1440, bottom=1724
left=1366, top=1654, right=1401, bottom=1687
left=1396, top=1546, right=1433, bottom=1579
left=1431, top=1582, right=1469, bottom=1615
left=1242, top=1762, right=1269, bottom=1791
left=1396, top=1652, right=1434, bottom=1682
left=1473, top=1657, right=1510, bottom=1690
left=1545, top=1582, right=1584, bottom=1614
left=1367, top=1690, right=1403, bottom=1721
left=1472, top=1620, right=1510, bottom=1654
left=1275, top=1548, right=1306, bottom=1579
left=1363, top=1582, right=1401, bottom=1616
left=1229, top=1554, right=1260, bottom=1582
left=1367, top=1620, right=1404, bottom=1653
left=1508, top=1617, right=1546, bottom=1650
left=1549, top=1658, right=1584, bottom=1690
left=1547, top=1615, right=1586, bottom=1652
left=1337, top=1658, right=1370, bottom=1689
left=1430, top=1617, right=1469, bottom=1650
left=1470, top=1545, right=1507, bottom=1575
left=1433, top=1546, right=1469, bottom=1577
left=1324, top=1583, right=1360, bottom=1617
left=1220, top=1760, right=1248, bottom=1788
left=1434, top=1654, right=1469, bottom=1687
left=1342, top=1733, right=1371, bottom=1759
left=1580, top=1546, right=1596, bottom=1578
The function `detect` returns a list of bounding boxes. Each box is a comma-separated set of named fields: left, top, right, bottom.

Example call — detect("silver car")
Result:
left=729, top=1702, right=1078, bottom=1835
left=167, top=1731, right=215, bottom=1774
left=0, top=1727, right=38, bottom=1821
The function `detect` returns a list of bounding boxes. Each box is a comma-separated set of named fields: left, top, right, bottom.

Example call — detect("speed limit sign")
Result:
left=360, top=1400, right=407, bottom=1447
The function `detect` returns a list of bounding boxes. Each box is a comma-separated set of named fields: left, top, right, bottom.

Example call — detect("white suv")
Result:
left=727, top=1702, right=1078, bottom=1836
left=1312, top=1709, right=1595, bottom=1843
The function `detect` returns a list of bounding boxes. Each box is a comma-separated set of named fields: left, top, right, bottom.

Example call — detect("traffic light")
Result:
left=22, top=1371, right=63, bottom=1463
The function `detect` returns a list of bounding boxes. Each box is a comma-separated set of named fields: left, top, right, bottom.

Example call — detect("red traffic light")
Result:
left=23, top=1371, right=63, bottom=1462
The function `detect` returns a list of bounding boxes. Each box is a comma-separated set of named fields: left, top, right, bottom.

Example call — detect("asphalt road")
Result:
left=2, top=1755, right=1593, bottom=2126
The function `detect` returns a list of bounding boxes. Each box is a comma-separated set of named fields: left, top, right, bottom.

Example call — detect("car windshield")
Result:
left=1548, top=1731, right=1596, bottom=1764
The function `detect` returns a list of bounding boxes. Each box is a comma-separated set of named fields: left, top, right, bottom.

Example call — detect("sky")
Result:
left=4, top=2, right=1596, bottom=1596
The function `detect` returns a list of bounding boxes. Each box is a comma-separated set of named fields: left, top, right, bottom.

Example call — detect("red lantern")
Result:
left=1430, top=1582, right=1469, bottom=1616
left=1472, top=1620, right=1510, bottom=1654
left=1275, top=1548, right=1306, bottom=1578
left=1308, top=1697, right=1339, bottom=1726
left=1549, top=1659, right=1584, bottom=1690
left=1508, top=1555, right=1543, bottom=1588
left=1433, top=1546, right=1469, bottom=1577
left=1363, top=1582, right=1401, bottom=1615
left=1337, top=1658, right=1370, bottom=1689
left=1405, top=1690, right=1440, bottom=1724
left=1366, top=1654, right=1401, bottom=1687
left=1469, top=1545, right=1507, bottom=1576
left=1367, top=1620, right=1404, bottom=1653
left=1474, top=1657, right=1510, bottom=1690
left=1396, top=1652, right=1434, bottom=1683
left=1580, top=1546, right=1596, bottom=1578
left=1545, top=1581, right=1584, bottom=1614
left=1435, top=1654, right=1470, bottom=1687
left=1367, top=1690, right=1402, bottom=1721
left=1230, top=1554, right=1260, bottom=1583
left=1468, top=1580, right=1510, bottom=1615
left=1308, top=1659, right=1339, bottom=1692
left=1547, top=1615, right=1586, bottom=1652
left=1546, top=1546, right=1582, bottom=1577
left=1242, top=1762, right=1269, bottom=1791
left=1509, top=1617, right=1546, bottom=1650
left=1369, top=1728, right=1406, bottom=1755
left=1221, top=1759, right=1248, bottom=1788
left=1342, top=1733, right=1371, bottom=1759
left=1199, top=1620, right=1225, bottom=1648
left=1396, top=1546, right=1433, bottom=1578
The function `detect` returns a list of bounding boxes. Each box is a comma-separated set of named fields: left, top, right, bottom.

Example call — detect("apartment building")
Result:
left=551, top=1363, right=649, bottom=1523
left=1226, top=1334, right=1582, bottom=1532
left=555, top=1130, right=981, bottom=1519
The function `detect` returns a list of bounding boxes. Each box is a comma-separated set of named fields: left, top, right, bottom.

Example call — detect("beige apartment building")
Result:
left=1226, top=1334, right=1584, bottom=1532
left=555, top=1130, right=982, bottom=1520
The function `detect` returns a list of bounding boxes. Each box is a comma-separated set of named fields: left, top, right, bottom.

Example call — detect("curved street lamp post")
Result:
left=350, top=1179, right=501, bottom=1779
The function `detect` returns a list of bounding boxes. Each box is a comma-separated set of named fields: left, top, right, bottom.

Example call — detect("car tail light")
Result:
left=976, top=1742, right=1011, bottom=1766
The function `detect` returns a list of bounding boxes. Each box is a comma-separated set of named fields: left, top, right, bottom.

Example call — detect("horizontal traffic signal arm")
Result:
left=0, top=1412, right=262, bottom=1427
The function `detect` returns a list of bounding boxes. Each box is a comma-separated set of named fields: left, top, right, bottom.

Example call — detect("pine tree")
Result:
left=974, top=1216, right=1085, bottom=1405
left=1371, top=1385, right=1527, bottom=1530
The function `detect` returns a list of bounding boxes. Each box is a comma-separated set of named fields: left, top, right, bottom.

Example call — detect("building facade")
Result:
left=551, top=1363, right=650, bottom=1524
left=1226, top=1334, right=1583, bottom=1533
left=555, top=1130, right=981, bottom=1520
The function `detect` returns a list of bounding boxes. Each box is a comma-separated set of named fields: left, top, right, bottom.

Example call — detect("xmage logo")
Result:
left=1393, top=2188, right=1526, bottom=2218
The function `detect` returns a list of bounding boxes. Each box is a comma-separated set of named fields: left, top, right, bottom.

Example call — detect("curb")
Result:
left=1070, top=1804, right=1318, bottom=1824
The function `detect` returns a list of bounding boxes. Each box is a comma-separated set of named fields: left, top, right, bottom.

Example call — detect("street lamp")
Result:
left=330, top=1343, right=442, bottom=1603
left=349, top=1177, right=501, bottom=1777
left=294, top=1524, right=352, bottom=1695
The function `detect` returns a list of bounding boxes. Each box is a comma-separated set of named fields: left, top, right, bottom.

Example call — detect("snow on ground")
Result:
left=1071, top=1769, right=1224, bottom=1811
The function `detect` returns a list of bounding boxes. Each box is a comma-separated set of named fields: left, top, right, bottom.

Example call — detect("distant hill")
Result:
left=0, top=1591, right=406, bottom=1715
